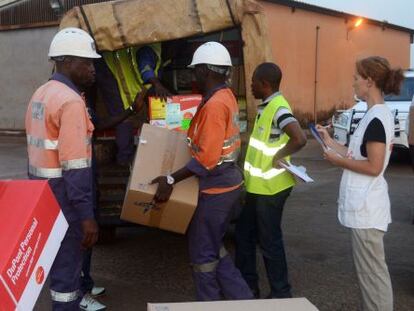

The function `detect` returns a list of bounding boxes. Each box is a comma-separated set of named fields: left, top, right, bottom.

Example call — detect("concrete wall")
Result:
left=261, top=2, right=411, bottom=123
left=0, top=26, right=57, bottom=129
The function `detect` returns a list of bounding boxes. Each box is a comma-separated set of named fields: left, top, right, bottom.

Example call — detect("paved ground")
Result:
left=1, top=136, right=413, bottom=311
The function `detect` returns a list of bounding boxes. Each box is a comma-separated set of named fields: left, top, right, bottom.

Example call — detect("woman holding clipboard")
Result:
left=316, top=56, right=404, bottom=311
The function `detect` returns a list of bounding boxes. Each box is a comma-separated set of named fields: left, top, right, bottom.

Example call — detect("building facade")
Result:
left=0, top=0, right=413, bottom=129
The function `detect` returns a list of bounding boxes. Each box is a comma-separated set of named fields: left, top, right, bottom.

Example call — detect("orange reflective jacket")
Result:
left=25, top=80, right=94, bottom=179
left=187, top=87, right=240, bottom=170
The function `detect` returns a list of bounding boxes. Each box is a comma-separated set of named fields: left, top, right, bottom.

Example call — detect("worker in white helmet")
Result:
left=151, top=41, right=253, bottom=300
left=26, top=27, right=101, bottom=310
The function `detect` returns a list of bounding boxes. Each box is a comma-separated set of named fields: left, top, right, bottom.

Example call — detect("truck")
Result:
left=58, top=0, right=272, bottom=235
left=332, top=69, right=414, bottom=149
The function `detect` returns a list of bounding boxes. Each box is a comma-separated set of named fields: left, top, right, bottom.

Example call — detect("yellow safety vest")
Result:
left=244, top=94, right=296, bottom=195
left=103, top=43, right=162, bottom=109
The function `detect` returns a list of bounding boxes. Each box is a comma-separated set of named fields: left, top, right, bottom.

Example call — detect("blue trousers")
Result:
left=104, top=99, right=134, bottom=165
left=50, top=222, right=83, bottom=310
left=81, top=248, right=94, bottom=294
left=235, top=188, right=292, bottom=298
left=188, top=188, right=253, bottom=301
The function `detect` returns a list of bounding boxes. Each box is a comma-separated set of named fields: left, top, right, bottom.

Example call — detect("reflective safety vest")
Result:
left=244, top=94, right=296, bottom=195
left=103, top=43, right=162, bottom=109
left=25, top=80, right=94, bottom=179
left=187, top=88, right=241, bottom=170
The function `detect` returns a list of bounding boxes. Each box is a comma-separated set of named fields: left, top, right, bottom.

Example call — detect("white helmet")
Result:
left=188, top=41, right=232, bottom=68
left=48, top=27, right=101, bottom=59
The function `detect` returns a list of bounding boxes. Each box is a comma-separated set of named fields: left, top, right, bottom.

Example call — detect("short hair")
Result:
left=254, top=62, right=282, bottom=89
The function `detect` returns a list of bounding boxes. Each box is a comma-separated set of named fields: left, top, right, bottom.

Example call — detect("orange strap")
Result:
left=201, top=182, right=243, bottom=195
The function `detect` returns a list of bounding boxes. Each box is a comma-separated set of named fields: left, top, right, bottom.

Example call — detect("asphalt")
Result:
left=1, top=136, right=413, bottom=311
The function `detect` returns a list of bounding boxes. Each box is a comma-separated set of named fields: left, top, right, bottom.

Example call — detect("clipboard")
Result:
left=279, top=162, right=314, bottom=183
left=309, top=124, right=327, bottom=149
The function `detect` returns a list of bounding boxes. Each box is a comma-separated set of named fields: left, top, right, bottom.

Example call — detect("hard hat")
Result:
left=188, top=41, right=232, bottom=68
left=48, top=27, right=101, bottom=59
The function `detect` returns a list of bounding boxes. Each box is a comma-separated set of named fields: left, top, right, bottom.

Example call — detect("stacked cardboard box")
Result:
left=149, top=95, right=202, bottom=132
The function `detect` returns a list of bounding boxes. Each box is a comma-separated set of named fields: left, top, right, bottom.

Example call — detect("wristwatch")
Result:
left=166, top=175, right=175, bottom=185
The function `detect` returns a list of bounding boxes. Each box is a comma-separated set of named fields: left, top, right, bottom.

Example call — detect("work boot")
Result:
left=90, top=286, right=106, bottom=297
left=80, top=294, right=106, bottom=311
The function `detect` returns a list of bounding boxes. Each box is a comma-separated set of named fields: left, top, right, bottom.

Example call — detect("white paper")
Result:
left=279, top=162, right=314, bottom=183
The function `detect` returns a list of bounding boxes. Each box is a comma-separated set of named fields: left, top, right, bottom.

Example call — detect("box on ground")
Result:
left=121, top=124, right=199, bottom=234
left=0, top=180, right=68, bottom=311
left=147, top=298, right=319, bottom=311
left=149, top=95, right=202, bottom=132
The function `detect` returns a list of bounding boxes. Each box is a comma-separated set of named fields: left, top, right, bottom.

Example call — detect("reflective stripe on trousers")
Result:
left=192, top=247, right=228, bottom=273
left=50, top=289, right=79, bottom=302
left=188, top=189, right=253, bottom=300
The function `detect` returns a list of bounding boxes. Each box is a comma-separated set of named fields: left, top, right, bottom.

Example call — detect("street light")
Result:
left=347, top=18, right=364, bottom=40
left=49, top=0, right=64, bottom=17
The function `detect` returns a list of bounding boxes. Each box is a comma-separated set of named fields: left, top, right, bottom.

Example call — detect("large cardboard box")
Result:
left=149, top=95, right=202, bottom=132
left=0, top=180, right=68, bottom=310
left=147, top=298, right=319, bottom=311
left=121, top=124, right=199, bottom=234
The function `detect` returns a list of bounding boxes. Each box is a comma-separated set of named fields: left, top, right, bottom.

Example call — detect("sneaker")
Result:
left=80, top=294, right=106, bottom=311
left=90, top=286, right=106, bottom=297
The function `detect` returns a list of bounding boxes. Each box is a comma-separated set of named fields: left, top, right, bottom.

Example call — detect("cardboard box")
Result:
left=121, top=124, right=199, bottom=234
left=0, top=180, right=68, bottom=310
left=147, top=298, right=319, bottom=311
left=149, top=95, right=202, bottom=132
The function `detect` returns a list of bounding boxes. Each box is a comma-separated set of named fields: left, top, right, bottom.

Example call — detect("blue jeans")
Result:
left=235, top=188, right=292, bottom=298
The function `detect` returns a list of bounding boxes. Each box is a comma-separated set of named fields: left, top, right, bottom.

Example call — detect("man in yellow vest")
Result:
left=235, top=62, right=307, bottom=299
left=95, top=43, right=171, bottom=166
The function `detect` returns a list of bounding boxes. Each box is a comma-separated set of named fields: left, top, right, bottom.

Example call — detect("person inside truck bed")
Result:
left=78, top=89, right=146, bottom=311
left=151, top=41, right=253, bottom=301
left=95, top=43, right=171, bottom=167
